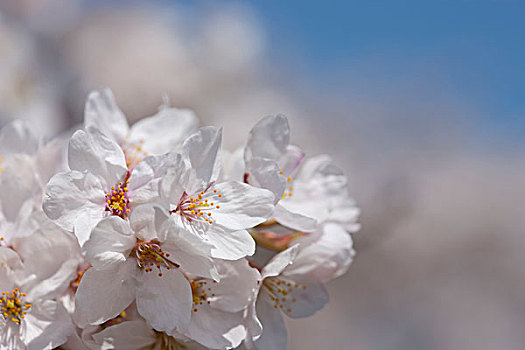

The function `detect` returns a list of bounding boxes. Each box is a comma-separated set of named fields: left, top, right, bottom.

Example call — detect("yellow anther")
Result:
left=1, top=288, right=31, bottom=325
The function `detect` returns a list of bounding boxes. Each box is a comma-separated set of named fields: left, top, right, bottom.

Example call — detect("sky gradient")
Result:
left=245, top=1, right=525, bottom=141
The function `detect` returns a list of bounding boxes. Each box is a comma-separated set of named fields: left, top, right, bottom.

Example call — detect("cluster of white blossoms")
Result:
left=0, top=88, right=360, bottom=350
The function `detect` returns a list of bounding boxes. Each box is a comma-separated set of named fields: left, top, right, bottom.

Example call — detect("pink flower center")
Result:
left=134, top=240, right=179, bottom=277
left=172, top=187, right=224, bottom=227
left=122, top=138, right=147, bottom=169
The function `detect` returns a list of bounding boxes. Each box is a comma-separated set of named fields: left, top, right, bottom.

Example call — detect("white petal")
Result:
left=129, top=204, right=170, bottom=242
left=186, top=306, right=246, bottom=349
left=295, top=155, right=334, bottom=180
left=159, top=161, right=187, bottom=209
left=23, top=300, right=72, bottom=350
left=253, top=298, right=287, bottom=350
left=0, top=155, right=40, bottom=222
left=35, top=136, right=68, bottom=185
left=83, top=217, right=136, bottom=270
left=128, top=153, right=183, bottom=206
left=207, top=228, right=255, bottom=260
left=277, top=194, right=327, bottom=226
left=0, top=247, right=22, bottom=272
left=272, top=204, right=317, bottom=232
left=278, top=145, right=305, bottom=177
left=212, top=181, right=275, bottom=231
left=279, top=281, right=328, bottom=319
left=60, top=324, right=91, bottom=350
left=328, top=197, right=361, bottom=232
left=26, top=258, right=78, bottom=302
left=220, top=147, right=245, bottom=182
left=261, top=245, right=298, bottom=279
left=161, top=227, right=218, bottom=280
left=206, top=259, right=260, bottom=312
left=136, top=267, right=192, bottom=334
left=43, top=171, right=106, bottom=244
left=78, top=324, right=103, bottom=350
left=74, top=260, right=136, bottom=326
left=182, top=127, right=222, bottom=190
left=286, top=155, right=360, bottom=230
left=0, top=120, right=39, bottom=157
left=0, top=247, right=22, bottom=288
left=242, top=292, right=263, bottom=346
left=74, top=209, right=106, bottom=247
left=285, top=223, right=355, bottom=283
left=92, top=320, right=156, bottom=350
left=245, top=158, right=286, bottom=204
left=68, top=129, right=127, bottom=186
left=84, top=88, right=129, bottom=144
left=300, top=156, right=348, bottom=196
left=15, top=225, right=81, bottom=300
left=245, top=115, right=289, bottom=162
left=128, top=107, right=198, bottom=155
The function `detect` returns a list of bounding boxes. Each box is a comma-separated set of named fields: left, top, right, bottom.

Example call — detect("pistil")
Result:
left=134, top=240, right=179, bottom=277
left=172, top=186, right=223, bottom=227
left=105, top=178, right=131, bottom=218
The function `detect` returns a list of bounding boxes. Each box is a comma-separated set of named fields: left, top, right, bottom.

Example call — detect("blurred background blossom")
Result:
left=1, top=1, right=524, bottom=349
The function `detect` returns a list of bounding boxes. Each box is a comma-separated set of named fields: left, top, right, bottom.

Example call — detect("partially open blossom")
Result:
left=272, top=155, right=361, bottom=233
left=243, top=115, right=360, bottom=233
left=243, top=115, right=316, bottom=232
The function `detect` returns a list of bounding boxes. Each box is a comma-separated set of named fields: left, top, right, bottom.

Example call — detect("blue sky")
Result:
left=245, top=1, right=525, bottom=138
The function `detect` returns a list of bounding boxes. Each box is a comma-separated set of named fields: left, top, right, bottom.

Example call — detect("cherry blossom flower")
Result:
left=0, top=215, right=80, bottom=350
left=84, top=88, right=198, bottom=168
left=0, top=269, right=72, bottom=350
left=243, top=115, right=316, bottom=232
left=0, top=88, right=361, bottom=349
left=243, top=115, right=360, bottom=234
left=75, top=204, right=217, bottom=335
left=80, top=259, right=261, bottom=349
left=244, top=222, right=355, bottom=349
left=86, top=316, right=208, bottom=350
left=184, top=258, right=260, bottom=348
left=43, top=128, right=179, bottom=245
left=273, top=155, right=361, bottom=233
left=0, top=120, right=67, bottom=231
left=159, top=127, right=275, bottom=260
